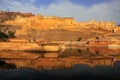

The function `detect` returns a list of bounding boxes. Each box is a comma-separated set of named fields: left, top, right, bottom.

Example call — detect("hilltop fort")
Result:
left=0, top=10, right=120, bottom=41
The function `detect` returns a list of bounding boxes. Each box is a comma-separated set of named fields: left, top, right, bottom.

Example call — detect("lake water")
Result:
left=0, top=47, right=120, bottom=80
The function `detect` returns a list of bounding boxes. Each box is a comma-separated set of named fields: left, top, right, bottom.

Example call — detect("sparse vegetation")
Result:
left=25, top=28, right=48, bottom=42
left=0, top=31, right=9, bottom=41
left=77, top=37, right=82, bottom=41
left=26, top=28, right=38, bottom=42
left=0, top=31, right=15, bottom=41
left=95, top=37, right=99, bottom=40
left=7, top=31, right=15, bottom=38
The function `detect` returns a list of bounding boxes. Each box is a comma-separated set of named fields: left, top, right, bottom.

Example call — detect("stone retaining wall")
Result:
left=87, top=41, right=120, bottom=47
left=0, top=42, right=42, bottom=51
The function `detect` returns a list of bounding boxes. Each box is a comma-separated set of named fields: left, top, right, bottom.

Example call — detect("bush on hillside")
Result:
left=0, top=31, right=9, bottom=41
left=77, top=37, right=82, bottom=41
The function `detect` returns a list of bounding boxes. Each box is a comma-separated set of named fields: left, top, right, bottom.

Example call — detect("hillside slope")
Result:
left=38, top=28, right=111, bottom=41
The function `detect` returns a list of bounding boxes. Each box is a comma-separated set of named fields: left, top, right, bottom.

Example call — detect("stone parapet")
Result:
left=0, top=42, right=42, bottom=51
left=87, top=41, right=120, bottom=47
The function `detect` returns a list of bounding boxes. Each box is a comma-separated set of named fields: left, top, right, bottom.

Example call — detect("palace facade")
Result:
left=2, top=13, right=117, bottom=36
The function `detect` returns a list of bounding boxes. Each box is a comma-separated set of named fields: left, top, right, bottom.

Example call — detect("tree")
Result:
left=7, top=31, right=15, bottom=38
left=25, top=28, right=48, bottom=42
left=25, top=28, right=37, bottom=42
left=77, top=37, right=82, bottom=41
left=0, top=31, right=9, bottom=41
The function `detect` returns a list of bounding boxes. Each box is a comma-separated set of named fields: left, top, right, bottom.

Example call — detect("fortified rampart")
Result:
left=0, top=42, right=42, bottom=51
left=2, top=12, right=117, bottom=36
left=88, top=47, right=120, bottom=55
left=87, top=41, right=120, bottom=46
left=76, top=20, right=114, bottom=30
left=0, top=10, right=34, bottom=17
left=3, top=14, right=74, bottom=36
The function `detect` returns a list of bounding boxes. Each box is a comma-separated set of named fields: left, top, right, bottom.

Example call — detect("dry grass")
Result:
left=39, top=28, right=110, bottom=41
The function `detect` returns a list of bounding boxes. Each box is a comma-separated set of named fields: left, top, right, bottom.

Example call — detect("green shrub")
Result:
left=0, top=31, right=9, bottom=41
left=7, top=31, right=15, bottom=38
left=77, top=37, right=82, bottom=41
left=0, top=31, right=8, bottom=39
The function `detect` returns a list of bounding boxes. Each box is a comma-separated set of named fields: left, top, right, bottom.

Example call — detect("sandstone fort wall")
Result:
left=2, top=14, right=117, bottom=36
left=0, top=42, right=42, bottom=51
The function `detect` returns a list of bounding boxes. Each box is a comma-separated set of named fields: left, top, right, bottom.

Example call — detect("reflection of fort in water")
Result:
left=0, top=48, right=120, bottom=69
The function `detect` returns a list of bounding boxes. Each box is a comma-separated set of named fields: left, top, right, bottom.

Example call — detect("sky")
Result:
left=0, top=0, right=120, bottom=25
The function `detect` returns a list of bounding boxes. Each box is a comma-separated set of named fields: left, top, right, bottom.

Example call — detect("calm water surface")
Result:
left=0, top=47, right=120, bottom=80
